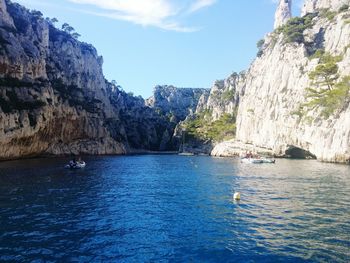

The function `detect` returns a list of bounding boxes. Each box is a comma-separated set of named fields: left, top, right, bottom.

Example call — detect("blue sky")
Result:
left=15, top=0, right=303, bottom=98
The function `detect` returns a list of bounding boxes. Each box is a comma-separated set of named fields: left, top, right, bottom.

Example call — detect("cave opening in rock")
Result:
left=285, top=145, right=316, bottom=159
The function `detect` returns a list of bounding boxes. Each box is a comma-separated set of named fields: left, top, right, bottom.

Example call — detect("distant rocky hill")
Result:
left=172, top=72, right=245, bottom=154
left=146, top=85, right=209, bottom=122
left=0, top=0, right=205, bottom=159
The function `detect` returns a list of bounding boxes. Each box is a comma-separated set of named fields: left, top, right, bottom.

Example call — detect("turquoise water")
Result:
left=0, top=155, right=349, bottom=262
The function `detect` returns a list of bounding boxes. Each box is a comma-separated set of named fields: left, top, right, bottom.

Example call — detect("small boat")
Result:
left=65, top=161, right=86, bottom=169
left=241, top=158, right=275, bottom=164
left=178, top=152, right=195, bottom=156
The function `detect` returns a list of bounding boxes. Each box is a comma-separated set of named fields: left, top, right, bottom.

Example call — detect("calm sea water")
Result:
left=0, top=155, right=349, bottom=262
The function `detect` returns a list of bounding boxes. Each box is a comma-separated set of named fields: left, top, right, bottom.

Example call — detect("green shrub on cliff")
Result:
left=308, top=48, right=325, bottom=59
left=301, top=52, right=349, bottom=118
left=319, top=8, right=337, bottom=21
left=338, top=4, right=349, bottom=12
left=183, top=111, right=236, bottom=142
left=309, top=53, right=342, bottom=90
left=222, top=89, right=235, bottom=101
left=304, top=76, right=350, bottom=118
left=256, top=39, right=265, bottom=56
left=257, top=39, right=265, bottom=49
left=276, top=13, right=316, bottom=44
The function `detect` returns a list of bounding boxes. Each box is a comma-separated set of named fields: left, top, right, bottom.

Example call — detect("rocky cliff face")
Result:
left=212, top=0, right=350, bottom=163
left=274, top=0, right=292, bottom=29
left=195, top=72, right=245, bottom=120
left=0, top=0, right=187, bottom=159
left=302, top=0, right=349, bottom=15
left=145, top=85, right=209, bottom=151
left=146, top=85, right=209, bottom=122
left=171, top=73, right=244, bottom=154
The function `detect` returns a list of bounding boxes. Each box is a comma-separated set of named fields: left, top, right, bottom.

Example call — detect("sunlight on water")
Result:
left=0, top=156, right=349, bottom=262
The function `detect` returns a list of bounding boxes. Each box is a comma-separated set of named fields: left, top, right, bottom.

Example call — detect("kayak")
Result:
left=241, top=158, right=275, bottom=164
left=65, top=161, right=86, bottom=169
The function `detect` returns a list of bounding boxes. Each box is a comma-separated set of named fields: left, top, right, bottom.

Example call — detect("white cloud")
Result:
left=68, top=0, right=217, bottom=32
left=188, top=0, right=217, bottom=13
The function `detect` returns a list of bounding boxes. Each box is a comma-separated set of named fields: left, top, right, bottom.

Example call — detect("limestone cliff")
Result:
left=274, top=0, right=292, bottom=29
left=172, top=73, right=244, bottom=154
left=0, top=0, right=180, bottom=159
left=212, top=0, right=350, bottom=163
left=195, top=72, right=245, bottom=121
left=146, top=85, right=209, bottom=122
left=145, top=85, right=209, bottom=151
left=302, top=0, right=349, bottom=15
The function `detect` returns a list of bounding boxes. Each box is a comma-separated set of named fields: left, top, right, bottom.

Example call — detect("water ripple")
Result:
left=0, top=156, right=349, bottom=262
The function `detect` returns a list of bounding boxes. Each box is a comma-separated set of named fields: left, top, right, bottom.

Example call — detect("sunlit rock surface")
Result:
left=274, top=0, right=292, bottom=29
left=212, top=1, right=350, bottom=163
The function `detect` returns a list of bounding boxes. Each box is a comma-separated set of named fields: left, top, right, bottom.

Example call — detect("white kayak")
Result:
left=241, top=158, right=275, bottom=164
left=65, top=161, right=86, bottom=169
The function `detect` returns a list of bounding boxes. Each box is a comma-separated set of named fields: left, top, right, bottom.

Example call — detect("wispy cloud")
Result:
left=68, top=0, right=217, bottom=32
left=188, top=0, right=217, bottom=13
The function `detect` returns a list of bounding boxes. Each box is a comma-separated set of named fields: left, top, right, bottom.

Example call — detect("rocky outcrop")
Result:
left=302, top=0, right=349, bottom=15
left=172, top=73, right=244, bottom=154
left=274, top=0, right=292, bottom=29
left=146, top=85, right=209, bottom=122
left=144, top=85, right=210, bottom=150
left=0, top=0, right=13, bottom=28
left=109, top=87, right=178, bottom=151
left=211, top=140, right=275, bottom=157
left=212, top=1, right=350, bottom=163
left=195, top=72, right=245, bottom=120
left=0, top=0, right=180, bottom=159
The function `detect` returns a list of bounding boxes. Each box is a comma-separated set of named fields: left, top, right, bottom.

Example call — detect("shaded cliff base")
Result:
left=0, top=149, right=179, bottom=162
left=1, top=141, right=348, bottom=164
left=211, top=139, right=350, bottom=164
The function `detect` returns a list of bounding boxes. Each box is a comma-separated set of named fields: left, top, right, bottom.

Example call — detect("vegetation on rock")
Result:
left=256, top=39, right=265, bottom=57
left=319, top=8, right=337, bottom=21
left=294, top=53, right=349, bottom=119
left=304, top=76, right=350, bottom=118
left=308, top=53, right=342, bottom=90
left=276, top=13, right=316, bottom=44
left=221, top=89, right=235, bottom=101
left=338, top=4, right=349, bottom=12
left=182, top=110, right=236, bottom=142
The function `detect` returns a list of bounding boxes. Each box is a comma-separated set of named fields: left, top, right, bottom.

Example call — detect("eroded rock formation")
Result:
left=274, top=0, right=292, bottom=29
left=0, top=0, right=205, bottom=159
left=146, top=85, right=209, bottom=122
left=302, top=0, right=349, bottom=15
left=211, top=0, right=350, bottom=163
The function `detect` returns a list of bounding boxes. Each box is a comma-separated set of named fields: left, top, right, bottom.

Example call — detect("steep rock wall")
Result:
left=274, top=0, right=292, bottom=29
left=214, top=5, right=350, bottom=163
left=195, top=72, right=245, bottom=121
left=302, top=0, right=349, bottom=15
left=146, top=85, right=209, bottom=121
left=0, top=0, right=180, bottom=159
left=0, top=0, right=127, bottom=159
